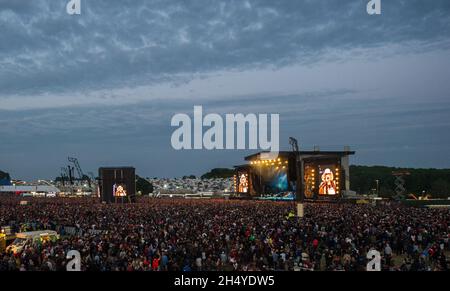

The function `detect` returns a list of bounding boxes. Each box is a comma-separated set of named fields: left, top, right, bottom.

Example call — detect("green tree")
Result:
left=0, top=170, right=10, bottom=181
left=136, top=175, right=154, bottom=195
left=350, top=165, right=450, bottom=198
left=201, top=168, right=234, bottom=179
left=430, top=179, right=450, bottom=198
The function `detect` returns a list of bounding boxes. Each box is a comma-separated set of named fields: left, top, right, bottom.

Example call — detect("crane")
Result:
left=87, top=172, right=96, bottom=181
left=68, top=157, right=85, bottom=180
left=68, top=156, right=92, bottom=188
left=60, top=167, right=69, bottom=186
left=289, top=137, right=299, bottom=153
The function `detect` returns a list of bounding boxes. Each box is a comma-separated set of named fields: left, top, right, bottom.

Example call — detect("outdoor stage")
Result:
left=233, top=150, right=355, bottom=201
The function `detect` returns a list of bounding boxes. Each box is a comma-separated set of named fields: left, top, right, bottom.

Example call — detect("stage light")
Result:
left=277, top=158, right=281, bottom=161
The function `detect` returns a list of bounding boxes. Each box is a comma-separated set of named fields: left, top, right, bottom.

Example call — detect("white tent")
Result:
left=0, top=185, right=60, bottom=194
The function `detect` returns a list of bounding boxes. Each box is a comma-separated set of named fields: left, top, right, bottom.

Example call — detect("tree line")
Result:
left=199, top=166, right=450, bottom=198
left=350, top=165, right=450, bottom=198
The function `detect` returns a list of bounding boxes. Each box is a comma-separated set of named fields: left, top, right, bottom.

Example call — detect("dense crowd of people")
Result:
left=0, top=197, right=449, bottom=271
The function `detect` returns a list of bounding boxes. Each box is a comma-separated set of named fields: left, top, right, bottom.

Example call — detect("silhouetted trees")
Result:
left=201, top=168, right=234, bottom=179
left=0, top=170, right=10, bottom=181
left=350, top=166, right=450, bottom=198
left=136, top=175, right=153, bottom=195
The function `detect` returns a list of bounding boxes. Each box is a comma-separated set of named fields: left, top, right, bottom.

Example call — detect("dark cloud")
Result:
left=1, top=0, right=450, bottom=95
left=1, top=0, right=450, bottom=179
left=1, top=90, right=450, bottom=179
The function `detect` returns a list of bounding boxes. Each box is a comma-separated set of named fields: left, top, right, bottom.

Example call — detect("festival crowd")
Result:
left=0, top=197, right=448, bottom=271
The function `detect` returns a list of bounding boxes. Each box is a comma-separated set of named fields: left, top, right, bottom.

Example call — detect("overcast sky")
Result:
left=1, top=0, right=450, bottom=180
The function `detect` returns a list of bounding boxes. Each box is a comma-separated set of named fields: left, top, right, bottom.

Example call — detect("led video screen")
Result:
left=318, top=165, right=340, bottom=196
left=113, top=183, right=127, bottom=197
left=268, top=171, right=289, bottom=193
left=303, top=162, right=341, bottom=198
left=237, top=173, right=249, bottom=193
left=99, top=167, right=135, bottom=203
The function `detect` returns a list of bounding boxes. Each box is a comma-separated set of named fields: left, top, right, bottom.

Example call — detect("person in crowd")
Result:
left=0, top=197, right=448, bottom=271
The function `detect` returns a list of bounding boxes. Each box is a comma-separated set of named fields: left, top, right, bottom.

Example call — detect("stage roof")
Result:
left=244, top=150, right=355, bottom=161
